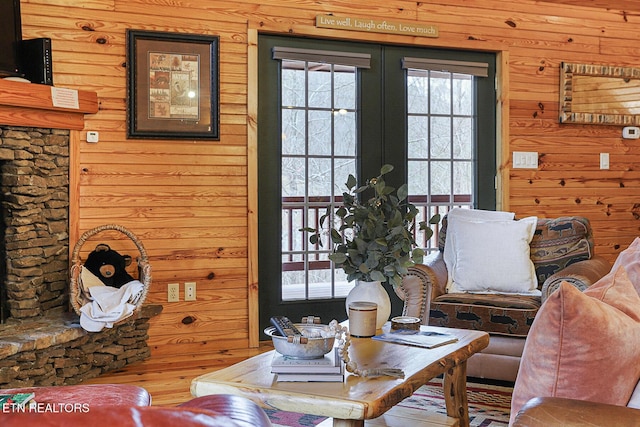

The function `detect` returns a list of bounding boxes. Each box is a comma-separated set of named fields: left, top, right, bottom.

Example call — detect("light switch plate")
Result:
left=513, top=151, right=538, bottom=169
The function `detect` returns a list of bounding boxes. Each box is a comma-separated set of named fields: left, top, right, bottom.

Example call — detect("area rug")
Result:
left=265, top=379, right=512, bottom=427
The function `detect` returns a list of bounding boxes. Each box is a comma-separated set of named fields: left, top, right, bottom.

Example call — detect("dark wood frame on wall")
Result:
left=126, top=30, right=219, bottom=140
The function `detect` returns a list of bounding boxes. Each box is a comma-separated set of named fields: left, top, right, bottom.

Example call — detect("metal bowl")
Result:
left=264, top=324, right=335, bottom=359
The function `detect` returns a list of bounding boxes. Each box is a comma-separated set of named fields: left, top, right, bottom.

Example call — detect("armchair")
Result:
left=395, top=211, right=611, bottom=382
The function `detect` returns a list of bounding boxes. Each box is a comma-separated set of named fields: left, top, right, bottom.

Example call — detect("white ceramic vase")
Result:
left=345, top=280, right=391, bottom=329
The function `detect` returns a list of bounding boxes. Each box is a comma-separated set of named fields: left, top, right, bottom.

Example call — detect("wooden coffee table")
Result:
left=191, top=325, right=488, bottom=427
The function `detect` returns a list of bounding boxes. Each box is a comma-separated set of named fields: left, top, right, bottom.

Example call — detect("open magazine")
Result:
left=372, top=329, right=458, bottom=349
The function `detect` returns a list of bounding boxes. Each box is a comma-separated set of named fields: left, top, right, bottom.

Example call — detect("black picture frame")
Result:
left=126, top=30, right=219, bottom=140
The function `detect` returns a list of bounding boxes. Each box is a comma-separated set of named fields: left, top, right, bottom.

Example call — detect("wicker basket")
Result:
left=70, top=224, right=152, bottom=317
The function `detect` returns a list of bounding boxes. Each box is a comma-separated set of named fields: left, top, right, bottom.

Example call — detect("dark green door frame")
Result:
left=257, top=34, right=496, bottom=334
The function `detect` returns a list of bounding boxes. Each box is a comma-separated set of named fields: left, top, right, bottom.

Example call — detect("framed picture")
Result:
left=126, top=30, right=219, bottom=140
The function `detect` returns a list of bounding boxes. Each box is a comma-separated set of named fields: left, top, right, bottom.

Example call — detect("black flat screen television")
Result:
left=0, top=0, right=23, bottom=78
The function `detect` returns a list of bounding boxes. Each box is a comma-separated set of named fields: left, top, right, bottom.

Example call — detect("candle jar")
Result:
left=348, top=301, right=377, bottom=337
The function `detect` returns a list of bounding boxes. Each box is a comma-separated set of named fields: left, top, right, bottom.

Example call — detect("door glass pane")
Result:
left=430, top=117, right=451, bottom=159
left=334, top=68, right=356, bottom=110
left=334, top=158, right=356, bottom=197
left=308, top=62, right=332, bottom=108
left=453, top=117, right=473, bottom=159
left=280, top=59, right=357, bottom=301
left=407, top=68, right=476, bottom=253
left=408, top=116, right=428, bottom=158
left=282, top=158, right=306, bottom=198
left=453, top=74, right=473, bottom=115
left=281, top=109, right=305, bottom=155
left=454, top=162, right=472, bottom=195
left=430, top=71, right=451, bottom=115
left=309, top=110, right=332, bottom=156
left=282, top=61, right=306, bottom=108
left=430, top=161, right=452, bottom=196
left=308, top=158, right=332, bottom=197
left=334, top=111, right=356, bottom=157
left=408, top=160, right=428, bottom=196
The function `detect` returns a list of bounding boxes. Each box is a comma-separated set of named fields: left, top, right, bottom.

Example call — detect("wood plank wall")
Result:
left=19, top=0, right=640, bottom=356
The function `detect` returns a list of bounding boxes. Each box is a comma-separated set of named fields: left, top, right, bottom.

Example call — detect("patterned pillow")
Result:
left=437, top=214, right=449, bottom=252
left=530, top=217, right=593, bottom=285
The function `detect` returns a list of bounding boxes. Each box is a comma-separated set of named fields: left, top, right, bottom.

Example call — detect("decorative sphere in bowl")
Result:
left=264, top=324, right=335, bottom=359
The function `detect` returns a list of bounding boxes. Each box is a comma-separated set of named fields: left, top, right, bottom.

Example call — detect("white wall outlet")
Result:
left=185, top=282, right=196, bottom=301
left=512, top=151, right=538, bottom=169
left=168, top=283, right=179, bottom=302
left=600, top=152, right=610, bottom=170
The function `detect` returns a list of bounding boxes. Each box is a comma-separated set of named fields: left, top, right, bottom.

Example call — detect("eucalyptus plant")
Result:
left=303, top=164, right=440, bottom=289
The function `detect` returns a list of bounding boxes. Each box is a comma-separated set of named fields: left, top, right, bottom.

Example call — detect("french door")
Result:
left=258, top=35, right=496, bottom=332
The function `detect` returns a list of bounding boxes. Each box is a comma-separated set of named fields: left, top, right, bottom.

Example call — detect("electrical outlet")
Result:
left=185, top=282, right=196, bottom=301
left=168, top=283, right=179, bottom=302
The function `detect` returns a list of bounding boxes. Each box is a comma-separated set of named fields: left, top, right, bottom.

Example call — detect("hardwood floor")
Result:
left=83, top=343, right=274, bottom=407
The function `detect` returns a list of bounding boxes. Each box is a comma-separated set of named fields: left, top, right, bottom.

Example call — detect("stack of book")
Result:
left=0, top=392, right=35, bottom=408
left=271, top=348, right=344, bottom=382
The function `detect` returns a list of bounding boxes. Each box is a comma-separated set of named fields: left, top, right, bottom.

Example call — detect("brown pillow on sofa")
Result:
left=509, top=267, right=640, bottom=424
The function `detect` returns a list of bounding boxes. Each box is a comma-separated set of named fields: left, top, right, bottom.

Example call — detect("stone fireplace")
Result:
left=0, top=125, right=71, bottom=322
left=0, top=81, right=161, bottom=388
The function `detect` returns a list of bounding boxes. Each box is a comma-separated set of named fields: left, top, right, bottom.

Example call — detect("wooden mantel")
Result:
left=0, top=79, right=98, bottom=130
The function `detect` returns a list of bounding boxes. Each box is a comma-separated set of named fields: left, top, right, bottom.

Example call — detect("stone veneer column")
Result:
left=0, top=126, right=70, bottom=320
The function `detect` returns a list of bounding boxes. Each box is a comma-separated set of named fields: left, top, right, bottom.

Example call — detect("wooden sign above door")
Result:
left=315, top=15, right=439, bottom=38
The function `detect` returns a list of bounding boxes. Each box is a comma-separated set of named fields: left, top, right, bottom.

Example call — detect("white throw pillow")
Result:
left=445, top=207, right=515, bottom=223
left=446, top=215, right=540, bottom=295
left=443, top=208, right=515, bottom=291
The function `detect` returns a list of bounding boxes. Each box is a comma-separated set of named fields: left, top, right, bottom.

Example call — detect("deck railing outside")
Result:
left=281, top=195, right=472, bottom=300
